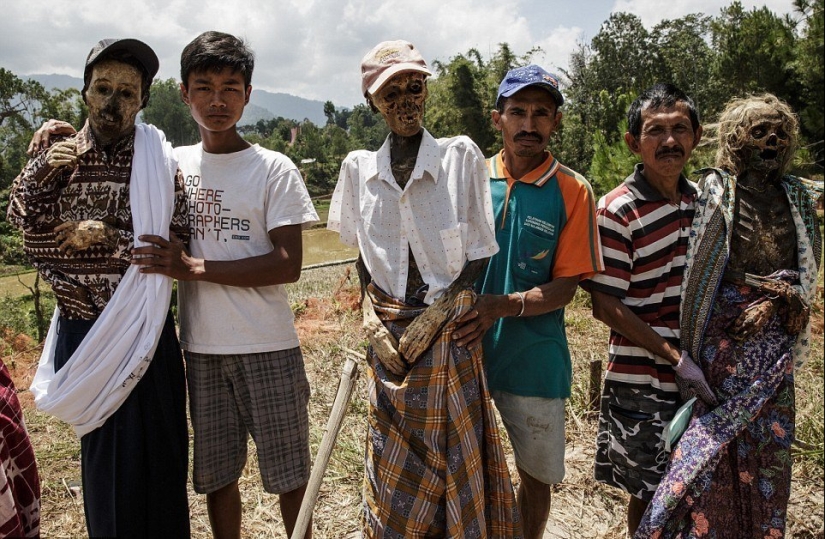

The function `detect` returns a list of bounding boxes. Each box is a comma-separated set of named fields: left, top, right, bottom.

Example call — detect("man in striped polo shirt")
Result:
left=453, top=65, right=603, bottom=538
left=585, top=83, right=716, bottom=537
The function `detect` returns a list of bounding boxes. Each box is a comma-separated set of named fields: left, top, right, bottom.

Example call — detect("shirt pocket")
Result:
left=513, top=227, right=557, bottom=286
left=440, top=223, right=467, bottom=276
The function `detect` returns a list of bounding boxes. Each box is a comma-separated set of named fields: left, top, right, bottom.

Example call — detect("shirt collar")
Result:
left=624, top=163, right=697, bottom=201
left=489, top=150, right=560, bottom=187
left=369, top=129, right=441, bottom=186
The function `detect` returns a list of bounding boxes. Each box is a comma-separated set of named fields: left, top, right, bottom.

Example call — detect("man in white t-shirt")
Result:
left=131, top=32, right=318, bottom=539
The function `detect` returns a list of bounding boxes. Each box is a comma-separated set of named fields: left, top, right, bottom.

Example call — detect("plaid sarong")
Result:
left=362, top=284, right=521, bottom=538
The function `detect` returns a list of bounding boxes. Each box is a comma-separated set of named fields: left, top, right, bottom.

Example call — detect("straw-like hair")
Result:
left=715, top=93, right=798, bottom=176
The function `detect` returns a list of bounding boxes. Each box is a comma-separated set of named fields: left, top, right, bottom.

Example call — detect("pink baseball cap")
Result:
left=361, top=40, right=432, bottom=97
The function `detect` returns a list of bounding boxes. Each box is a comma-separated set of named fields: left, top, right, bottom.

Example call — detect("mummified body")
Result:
left=726, top=105, right=798, bottom=277
left=721, top=97, right=810, bottom=339
left=329, top=41, right=521, bottom=537
left=636, top=95, right=822, bottom=538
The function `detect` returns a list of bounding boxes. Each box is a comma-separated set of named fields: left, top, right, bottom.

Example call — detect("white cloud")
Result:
left=532, top=26, right=586, bottom=75
left=0, top=0, right=797, bottom=107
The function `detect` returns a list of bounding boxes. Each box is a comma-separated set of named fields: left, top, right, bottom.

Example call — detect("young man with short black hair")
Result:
left=132, top=31, right=319, bottom=539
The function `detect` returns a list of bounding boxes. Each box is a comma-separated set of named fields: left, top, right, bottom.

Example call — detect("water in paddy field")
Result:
left=0, top=228, right=358, bottom=297
left=301, top=227, right=358, bottom=267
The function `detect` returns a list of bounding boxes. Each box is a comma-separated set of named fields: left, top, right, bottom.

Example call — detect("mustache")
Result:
left=514, top=132, right=542, bottom=142
left=656, top=146, right=684, bottom=158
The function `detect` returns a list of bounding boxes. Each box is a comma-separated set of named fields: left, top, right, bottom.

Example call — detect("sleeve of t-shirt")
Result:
left=585, top=200, right=633, bottom=298
left=327, top=154, right=359, bottom=248
left=264, top=157, right=320, bottom=232
left=552, top=172, right=604, bottom=280
left=463, top=142, right=499, bottom=261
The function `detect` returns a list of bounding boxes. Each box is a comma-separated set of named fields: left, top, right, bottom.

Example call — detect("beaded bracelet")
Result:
left=514, top=291, right=526, bottom=317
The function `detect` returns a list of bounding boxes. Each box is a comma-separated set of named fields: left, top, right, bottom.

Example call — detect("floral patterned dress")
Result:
left=636, top=276, right=796, bottom=538
left=636, top=169, right=821, bottom=539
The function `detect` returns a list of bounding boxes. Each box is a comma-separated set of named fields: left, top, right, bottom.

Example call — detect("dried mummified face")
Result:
left=744, top=112, right=791, bottom=172
left=716, top=94, right=798, bottom=178
left=85, top=59, right=143, bottom=146
left=370, top=72, right=428, bottom=137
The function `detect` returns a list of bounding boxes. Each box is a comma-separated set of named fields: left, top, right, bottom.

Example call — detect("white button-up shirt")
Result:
left=328, top=129, right=498, bottom=304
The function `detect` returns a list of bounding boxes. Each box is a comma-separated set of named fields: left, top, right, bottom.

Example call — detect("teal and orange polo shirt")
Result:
left=478, top=150, right=602, bottom=398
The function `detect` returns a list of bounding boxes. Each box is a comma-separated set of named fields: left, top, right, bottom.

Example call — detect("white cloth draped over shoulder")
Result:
left=29, top=123, right=178, bottom=437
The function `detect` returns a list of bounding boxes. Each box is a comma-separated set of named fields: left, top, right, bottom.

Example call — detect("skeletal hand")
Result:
left=362, top=295, right=406, bottom=376
left=28, top=119, right=77, bottom=156
left=729, top=279, right=810, bottom=339
left=728, top=299, right=776, bottom=341
left=55, top=220, right=115, bottom=255
left=46, top=140, right=79, bottom=169
left=759, top=280, right=810, bottom=336
left=398, top=290, right=456, bottom=365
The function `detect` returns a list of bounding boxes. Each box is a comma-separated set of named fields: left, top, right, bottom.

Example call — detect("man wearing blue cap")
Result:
left=453, top=65, right=603, bottom=537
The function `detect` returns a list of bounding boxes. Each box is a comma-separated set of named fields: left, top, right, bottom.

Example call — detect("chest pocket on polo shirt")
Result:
left=440, top=223, right=467, bottom=276
left=514, top=227, right=557, bottom=285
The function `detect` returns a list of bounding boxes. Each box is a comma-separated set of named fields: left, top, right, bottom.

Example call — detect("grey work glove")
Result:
left=673, top=351, right=718, bottom=406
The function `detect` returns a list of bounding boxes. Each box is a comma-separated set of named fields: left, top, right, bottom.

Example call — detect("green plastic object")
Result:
left=663, top=397, right=697, bottom=452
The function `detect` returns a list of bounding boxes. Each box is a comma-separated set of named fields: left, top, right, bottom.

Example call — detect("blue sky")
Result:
left=0, top=0, right=796, bottom=107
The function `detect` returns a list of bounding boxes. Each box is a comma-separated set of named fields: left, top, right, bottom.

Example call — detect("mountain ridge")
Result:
left=26, top=74, right=328, bottom=126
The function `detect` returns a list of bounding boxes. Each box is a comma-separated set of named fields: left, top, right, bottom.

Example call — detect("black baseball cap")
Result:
left=83, top=38, right=159, bottom=88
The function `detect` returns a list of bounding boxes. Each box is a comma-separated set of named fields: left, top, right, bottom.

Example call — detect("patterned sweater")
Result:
left=7, top=122, right=189, bottom=320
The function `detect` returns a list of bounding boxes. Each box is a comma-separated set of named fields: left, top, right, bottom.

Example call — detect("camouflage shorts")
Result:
left=593, top=380, right=678, bottom=501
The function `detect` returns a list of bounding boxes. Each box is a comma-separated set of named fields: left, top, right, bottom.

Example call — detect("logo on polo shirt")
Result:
left=524, top=215, right=556, bottom=236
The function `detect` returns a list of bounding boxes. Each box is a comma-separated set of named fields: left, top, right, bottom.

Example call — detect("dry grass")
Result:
left=3, top=262, right=823, bottom=538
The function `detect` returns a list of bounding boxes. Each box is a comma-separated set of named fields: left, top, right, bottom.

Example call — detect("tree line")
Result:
left=1, top=0, right=822, bottom=266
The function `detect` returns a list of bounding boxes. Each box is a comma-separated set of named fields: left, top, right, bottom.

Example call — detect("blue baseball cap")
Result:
left=497, top=65, right=564, bottom=107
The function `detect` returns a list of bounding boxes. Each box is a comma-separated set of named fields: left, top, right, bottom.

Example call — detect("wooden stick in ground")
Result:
left=290, top=352, right=361, bottom=539
left=589, top=357, right=602, bottom=412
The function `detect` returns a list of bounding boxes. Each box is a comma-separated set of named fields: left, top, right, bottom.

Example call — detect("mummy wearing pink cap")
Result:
left=361, top=40, right=432, bottom=138
left=328, top=39, right=521, bottom=537
left=361, top=39, right=432, bottom=96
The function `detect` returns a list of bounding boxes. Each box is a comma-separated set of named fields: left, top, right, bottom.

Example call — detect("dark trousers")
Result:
left=55, top=313, right=190, bottom=538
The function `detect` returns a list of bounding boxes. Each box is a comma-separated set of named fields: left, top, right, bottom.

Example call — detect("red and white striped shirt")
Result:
left=587, top=164, right=696, bottom=392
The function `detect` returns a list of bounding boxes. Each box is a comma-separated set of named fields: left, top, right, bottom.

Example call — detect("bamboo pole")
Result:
left=290, top=351, right=361, bottom=539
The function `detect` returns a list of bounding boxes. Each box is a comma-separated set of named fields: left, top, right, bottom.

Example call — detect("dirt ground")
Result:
left=2, top=263, right=823, bottom=537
